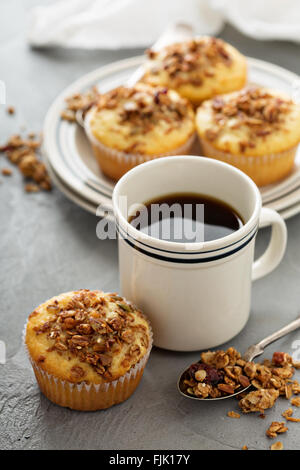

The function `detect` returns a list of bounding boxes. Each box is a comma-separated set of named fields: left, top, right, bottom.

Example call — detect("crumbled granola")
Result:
left=200, top=86, right=293, bottom=151
left=239, top=389, right=279, bottom=413
left=270, top=441, right=284, bottom=450
left=1, top=168, right=12, bottom=176
left=266, top=422, right=288, bottom=438
left=7, top=106, right=15, bottom=115
left=144, top=37, right=232, bottom=87
left=0, top=133, right=51, bottom=192
left=30, top=290, right=149, bottom=379
left=282, top=408, right=293, bottom=419
left=92, top=85, right=191, bottom=141
left=180, top=348, right=299, bottom=408
left=291, top=396, right=300, bottom=407
left=227, top=411, right=240, bottom=419
left=61, top=86, right=100, bottom=122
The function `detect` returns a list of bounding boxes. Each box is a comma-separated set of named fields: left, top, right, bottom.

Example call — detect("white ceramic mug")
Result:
left=113, top=156, right=287, bottom=351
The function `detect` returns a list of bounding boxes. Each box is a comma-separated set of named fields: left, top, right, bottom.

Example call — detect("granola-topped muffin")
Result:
left=196, top=86, right=300, bottom=186
left=25, top=290, right=152, bottom=410
left=84, top=83, right=196, bottom=180
left=141, top=37, right=247, bottom=105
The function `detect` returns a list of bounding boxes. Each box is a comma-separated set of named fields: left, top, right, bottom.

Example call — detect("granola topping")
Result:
left=30, top=290, right=149, bottom=379
left=202, top=86, right=293, bottom=152
left=146, top=37, right=232, bottom=87
left=92, top=85, right=191, bottom=136
left=61, top=86, right=100, bottom=122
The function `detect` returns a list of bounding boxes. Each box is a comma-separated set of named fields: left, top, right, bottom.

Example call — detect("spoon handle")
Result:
left=257, top=315, right=300, bottom=350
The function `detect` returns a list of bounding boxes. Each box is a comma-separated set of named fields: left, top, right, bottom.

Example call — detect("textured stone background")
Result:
left=1, top=0, right=300, bottom=450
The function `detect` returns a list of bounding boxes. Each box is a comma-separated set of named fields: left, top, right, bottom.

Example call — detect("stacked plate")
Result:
left=43, top=56, right=300, bottom=220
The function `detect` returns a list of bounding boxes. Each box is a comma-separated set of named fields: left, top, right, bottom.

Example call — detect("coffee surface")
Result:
left=129, top=193, right=243, bottom=243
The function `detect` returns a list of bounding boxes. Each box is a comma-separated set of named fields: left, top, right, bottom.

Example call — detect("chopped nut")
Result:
left=1, top=168, right=12, bottom=176
left=218, top=383, right=234, bottom=395
left=195, top=370, right=207, bottom=382
left=270, top=441, right=284, bottom=450
left=25, top=183, right=39, bottom=193
left=291, top=397, right=300, bottom=407
left=70, top=365, right=86, bottom=379
left=282, top=408, right=293, bottom=419
left=227, top=411, right=240, bottom=419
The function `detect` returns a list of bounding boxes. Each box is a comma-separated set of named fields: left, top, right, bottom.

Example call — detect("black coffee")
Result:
left=128, top=193, right=243, bottom=243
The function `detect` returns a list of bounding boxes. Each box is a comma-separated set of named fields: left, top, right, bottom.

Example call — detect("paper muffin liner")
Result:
left=200, top=138, right=298, bottom=187
left=23, top=318, right=153, bottom=411
left=84, top=112, right=196, bottom=180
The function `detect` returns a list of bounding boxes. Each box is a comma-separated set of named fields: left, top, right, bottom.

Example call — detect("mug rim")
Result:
left=112, top=156, right=262, bottom=253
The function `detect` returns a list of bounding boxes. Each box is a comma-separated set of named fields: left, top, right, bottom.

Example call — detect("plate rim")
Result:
left=43, top=54, right=300, bottom=213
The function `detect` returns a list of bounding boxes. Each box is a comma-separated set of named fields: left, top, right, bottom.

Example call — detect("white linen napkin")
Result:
left=27, top=0, right=300, bottom=49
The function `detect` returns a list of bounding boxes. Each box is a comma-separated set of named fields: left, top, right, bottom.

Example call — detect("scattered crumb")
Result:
left=61, top=86, right=100, bottom=122
left=1, top=168, right=12, bottom=176
left=0, top=133, right=51, bottom=193
left=282, top=408, right=293, bottom=419
left=291, top=397, right=300, bottom=407
left=259, top=413, right=266, bottom=419
left=270, top=441, right=284, bottom=450
left=286, top=416, right=300, bottom=422
left=25, top=183, right=40, bottom=193
left=242, top=445, right=248, bottom=450
left=227, top=411, right=240, bottom=419
left=266, top=421, right=288, bottom=438
left=7, top=106, right=15, bottom=115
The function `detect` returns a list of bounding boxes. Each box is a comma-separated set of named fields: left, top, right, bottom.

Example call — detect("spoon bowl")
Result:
left=177, top=315, right=300, bottom=401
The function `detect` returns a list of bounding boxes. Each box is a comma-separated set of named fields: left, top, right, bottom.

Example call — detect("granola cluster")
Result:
left=203, top=86, right=292, bottom=152
left=181, top=348, right=300, bottom=449
left=61, top=86, right=100, bottom=122
left=30, top=290, right=150, bottom=380
left=181, top=348, right=300, bottom=407
left=146, top=37, right=232, bottom=87
left=0, top=133, right=51, bottom=192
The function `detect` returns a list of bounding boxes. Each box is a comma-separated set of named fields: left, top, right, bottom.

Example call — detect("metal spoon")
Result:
left=177, top=315, right=300, bottom=401
left=75, top=22, right=195, bottom=127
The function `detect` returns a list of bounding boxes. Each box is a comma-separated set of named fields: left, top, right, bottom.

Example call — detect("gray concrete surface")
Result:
left=1, top=0, right=300, bottom=450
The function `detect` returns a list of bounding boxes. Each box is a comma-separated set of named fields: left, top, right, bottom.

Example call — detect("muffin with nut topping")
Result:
left=141, top=37, right=247, bottom=105
left=25, top=289, right=152, bottom=411
left=84, top=83, right=196, bottom=180
left=196, top=86, right=300, bottom=186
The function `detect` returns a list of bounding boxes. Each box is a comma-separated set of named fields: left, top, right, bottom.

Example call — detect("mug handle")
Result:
left=252, top=207, right=287, bottom=281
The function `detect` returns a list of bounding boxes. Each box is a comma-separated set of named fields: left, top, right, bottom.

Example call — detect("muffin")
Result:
left=141, top=37, right=247, bottom=105
left=84, top=83, right=196, bottom=180
left=196, top=86, right=300, bottom=186
left=25, top=289, right=152, bottom=411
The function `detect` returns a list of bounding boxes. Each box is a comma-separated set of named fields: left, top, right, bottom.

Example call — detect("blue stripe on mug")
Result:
left=117, top=226, right=258, bottom=264
left=116, top=222, right=258, bottom=257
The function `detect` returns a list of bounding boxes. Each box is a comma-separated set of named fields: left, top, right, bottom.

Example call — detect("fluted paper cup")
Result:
left=200, top=138, right=298, bottom=187
left=84, top=111, right=196, bottom=181
left=23, top=321, right=153, bottom=411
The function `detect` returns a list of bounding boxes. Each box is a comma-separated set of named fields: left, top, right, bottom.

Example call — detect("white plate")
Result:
left=46, top=157, right=300, bottom=221
left=43, top=55, right=300, bottom=216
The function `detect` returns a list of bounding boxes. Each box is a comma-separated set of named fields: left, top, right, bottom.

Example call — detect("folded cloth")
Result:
left=27, top=0, right=300, bottom=49
left=27, top=0, right=223, bottom=49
